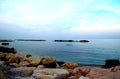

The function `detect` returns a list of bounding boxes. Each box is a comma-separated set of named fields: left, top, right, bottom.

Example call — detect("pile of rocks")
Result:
left=0, top=47, right=120, bottom=79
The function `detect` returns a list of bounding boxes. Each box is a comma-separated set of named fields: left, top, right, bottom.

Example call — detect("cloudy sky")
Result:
left=0, top=0, right=120, bottom=39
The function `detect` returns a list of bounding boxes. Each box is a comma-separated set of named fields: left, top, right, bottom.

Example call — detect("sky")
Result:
left=0, top=0, right=120, bottom=39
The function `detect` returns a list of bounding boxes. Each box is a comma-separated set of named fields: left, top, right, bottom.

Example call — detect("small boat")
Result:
left=1, top=42, right=9, bottom=45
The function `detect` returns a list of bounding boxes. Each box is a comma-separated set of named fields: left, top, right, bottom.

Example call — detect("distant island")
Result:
left=16, top=39, right=46, bottom=41
left=0, top=39, right=14, bottom=42
left=54, top=40, right=89, bottom=42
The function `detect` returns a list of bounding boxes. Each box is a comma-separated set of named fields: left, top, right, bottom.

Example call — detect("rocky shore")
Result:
left=0, top=47, right=120, bottom=79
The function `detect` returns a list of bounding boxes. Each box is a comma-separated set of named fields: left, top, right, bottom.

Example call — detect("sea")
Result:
left=0, top=39, right=120, bottom=65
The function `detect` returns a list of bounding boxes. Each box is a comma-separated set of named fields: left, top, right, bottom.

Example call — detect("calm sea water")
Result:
left=1, top=39, right=120, bottom=65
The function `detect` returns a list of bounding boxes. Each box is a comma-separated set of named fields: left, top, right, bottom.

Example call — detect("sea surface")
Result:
left=1, top=39, right=120, bottom=65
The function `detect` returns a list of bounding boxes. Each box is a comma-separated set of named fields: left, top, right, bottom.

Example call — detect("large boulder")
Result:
left=110, top=66, right=120, bottom=72
left=86, top=67, right=120, bottom=79
left=26, top=56, right=42, bottom=66
left=32, top=69, right=69, bottom=79
left=41, top=56, right=57, bottom=68
left=72, top=66, right=91, bottom=77
left=20, top=70, right=33, bottom=77
left=18, top=61, right=30, bottom=67
left=6, top=53, right=20, bottom=64
left=79, top=76, right=89, bottom=79
left=62, top=62, right=78, bottom=69
left=103, top=59, right=120, bottom=68
left=0, top=70, right=5, bottom=79
left=0, top=52, right=6, bottom=60
left=15, top=53, right=27, bottom=61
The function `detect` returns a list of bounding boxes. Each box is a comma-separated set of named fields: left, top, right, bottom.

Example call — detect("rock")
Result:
left=103, top=59, right=120, bottom=68
left=110, top=66, right=120, bottom=72
left=0, top=52, right=6, bottom=60
left=67, top=76, right=79, bottom=79
left=73, top=66, right=91, bottom=77
left=36, top=65, right=45, bottom=69
left=26, top=56, right=41, bottom=66
left=41, top=56, right=57, bottom=68
left=18, top=61, right=30, bottom=67
left=79, top=40, right=89, bottom=42
left=10, top=67, right=36, bottom=73
left=14, top=76, right=35, bottom=79
left=79, top=76, right=89, bottom=79
left=62, top=62, right=78, bottom=69
left=0, top=70, right=5, bottom=79
left=32, top=69, right=69, bottom=79
left=86, top=67, right=120, bottom=79
left=21, top=70, right=33, bottom=77
left=56, top=61, right=65, bottom=67
left=6, top=53, right=20, bottom=64
left=0, top=46, right=16, bottom=54
left=15, top=53, right=27, bottom=61
left=26, top=54, right=32, bottom=58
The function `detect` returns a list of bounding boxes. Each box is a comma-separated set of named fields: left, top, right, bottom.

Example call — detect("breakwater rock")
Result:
left=0, top=47, right=120, bottom=79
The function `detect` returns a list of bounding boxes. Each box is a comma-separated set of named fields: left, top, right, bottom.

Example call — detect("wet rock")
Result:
left=26, top=56, right=41, bottom=66
left=20, top=70, right=33, bottom=77
left=32, top=69, right=69, bottom=79
left=62, top=62, right=78, bottom=69
left=103, top=59, right=120, bottom=68
left=41, top=56, right=57, bottom=68
left=0, top=46, right=16, bottom=54
left=26, top=54, right=32, bottom=58
left=56, top=61, right=65, bottom=67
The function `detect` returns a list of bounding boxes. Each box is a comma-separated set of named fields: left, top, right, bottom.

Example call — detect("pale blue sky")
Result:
left=0, top=0, right=120, bottom=39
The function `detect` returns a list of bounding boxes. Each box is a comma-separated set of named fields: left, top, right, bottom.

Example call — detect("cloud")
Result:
left=0, top=0, right=76, bottom=27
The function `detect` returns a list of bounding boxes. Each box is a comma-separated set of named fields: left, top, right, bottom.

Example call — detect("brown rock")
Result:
left=73, top=66, right=91, bottom=77
left=0, top=70, right=5, bottom=79
left=32, top=69, right=69, bottom=79
left=0, top=52, right=6, bottom=60
left=6, top=53, right=20, bottom=64
left=41, top=56, right=56, bottom=68
left=110, top=66, right=120, bottom=72
left=67, top=76, right=79, bottom=79
left=26, top=56, right=41, bottom=66
left=20, top=70, right=33, bottom=77
left=18, top=61, right=30, bottom=67
left=62, top=62, right=78, bottom=69
left=86, top=67, right=120, bottom=79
